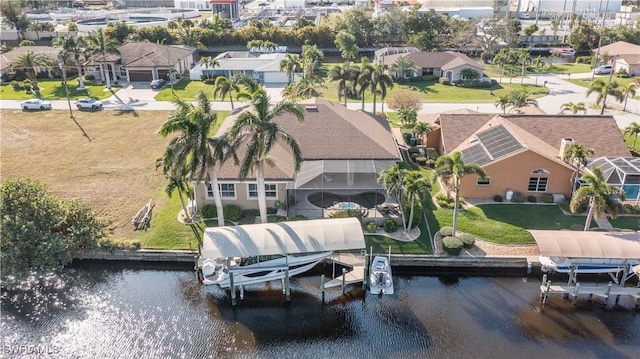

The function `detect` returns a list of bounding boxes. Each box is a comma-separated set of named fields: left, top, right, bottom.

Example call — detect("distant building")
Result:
left=110, top=0, right=175, bottom=7
left=174, top=0, right=240, bottom=20
left=516, top=0, right=622, bottom=14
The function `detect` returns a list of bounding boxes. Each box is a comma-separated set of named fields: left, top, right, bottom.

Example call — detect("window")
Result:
left=528, top=177, right=548, bottom=192
left=207, top=183, right=235, bottom=198
left=248, top=183, right=277, bottom=198
left=119, top=67, right=126, bottom=76
left=477, top=176, right=491, bottom=186
left=531, top=168, right=549, bottom=174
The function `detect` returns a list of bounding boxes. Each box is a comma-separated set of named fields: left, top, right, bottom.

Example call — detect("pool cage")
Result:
left=286, top=159, right=401, bottom=221
left=586, top=157, right=640, bottom=204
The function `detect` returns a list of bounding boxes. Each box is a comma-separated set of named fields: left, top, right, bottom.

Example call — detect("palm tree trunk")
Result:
left=361, top=91, right=365, bottom=110
left=600, top=92, right=607, bottom=115
left=520, top=63, right=525, bottom=85
left=407, top=197, right=415, bottom=233
left=452, top=179, right=461, bottom=236
left=343, top=85, right=348, bottom=107
left=584, top=196, right=595, bottom=231
left=76, top=65, right=86, bottom=89
left=499, top=66, right=503, bottom=83
left=623, top=96, right=628, bottom=111
left=208, top=168, right=225, bottom=227
left=230, top=92, right=235, bottom=110
left=634, top=135, right=638, bottom=148
left=372, top=89, right=378, bottom=114
left=397, top=190, right=407, bottom=232
left=256, top=161, right=268, bottom=224
left=535, top=70, right=539, bottom=85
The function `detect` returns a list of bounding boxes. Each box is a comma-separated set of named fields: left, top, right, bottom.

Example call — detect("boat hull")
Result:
left=540, top=256, right=640, bottom=274
left=369, top=256, right=394, bottom=295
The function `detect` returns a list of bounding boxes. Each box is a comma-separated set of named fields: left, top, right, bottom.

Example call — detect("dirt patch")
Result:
left=434, top=230, right=540, bottom=257
left=0, top=109, right=172, bottom=239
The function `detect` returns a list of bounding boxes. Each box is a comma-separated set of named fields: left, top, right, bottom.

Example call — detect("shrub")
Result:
left=493, top=195, right=503, bottom=202
left=11, top=80, right=23, bottom=91
left=575, top=55, right=593, bottom=64
left=439, top=77, right=451, bottom=85
left=435, top=194, right=455, bottom=209
left=330, top=209, right=362, bottom=222
left=203, top=78, right=216, bottom=84
left=527, top=195, right=537, bottom=203
left=616, top=68, right=629, bottom=78
left=426, top=159, right=435, bottom=168
left=511, top=191, right=525, bottom=203
left=365, top=221, right=378, bottom=233
left=267, top=207, right=278, bottom=215
left=623, top=204, right=640, bottom=214
left=541, top=193, right=554, bottom=203
left=426, top=148, right=439, bottom=160
left=410, top=152, right=420, bottom=160
left=286, top=214, right=307, bottom=221
left=241, top=209, right=260, bottom=219
left=440, top=226, right=454, bottom=237
left=459, top=233, right=475, bottom=248
left=415, top=156, right=427, bottom=166
left=223, top=204, right=242, bottom=221
left=383, top=219, right=398, bottom=233
left=409, top=76, right=423, bottom=82
left=84, top=74, right=95, bottom=81
left=395, top=77, right=409, bottom=84
left=201, top=204, right=217, bottom=219
left=442, top=236, right=463, bottom=255
left=422, top=75, right=437, bottom=81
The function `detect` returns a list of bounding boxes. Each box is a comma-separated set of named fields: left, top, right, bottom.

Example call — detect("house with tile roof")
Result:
left=189, top=50, right=298, bottom=84
left=594, top=41, right=640, bottom=76
left=379, top=50, right=484, bottom=82
left=0, top=46, right=61, bottom=79
left=191, top=98, right=402, bottom=217
left=426, top=113, right=630, bottom=200
left=83, top=41, right=197, bottom=84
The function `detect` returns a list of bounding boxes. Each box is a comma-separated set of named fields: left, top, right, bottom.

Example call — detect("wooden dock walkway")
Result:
left=324, top=253, right=366, bottom=288
left=540, top=275, right=640, bottom=307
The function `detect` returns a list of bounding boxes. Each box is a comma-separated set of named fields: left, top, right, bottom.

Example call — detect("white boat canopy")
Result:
left=531, top=230, right=640, bottom=259
left=202, top=217, right=365, bottom=259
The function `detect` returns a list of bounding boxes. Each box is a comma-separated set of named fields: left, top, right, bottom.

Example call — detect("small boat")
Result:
left=539, top=256, right=640, bottom=274
left=550, top=47, right=576, bottom=57
left=202, top=251, right=332, bottom=288
left=369, top=256, right=394, bottom=295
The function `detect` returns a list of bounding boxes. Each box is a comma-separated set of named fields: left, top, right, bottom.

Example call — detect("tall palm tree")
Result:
left=156, top=160, right=192, bottom=223
left=508, top=88, right=538, bottom=112
left=390, top=56, right=418, bottom=78
left=12, top=51, right=50, bottom=91
left=328, top=64, right=358, bottom=106
left=86, top=28, right=120, bottom=89
left=176, top=26, right=205, bottom=49
left=378, top=164, right=409, bottom=232
left=232, top=73, right=261, bottom=94
left=413, top=122, right=432, bottom=146
left=279, top=53, right=300, bottom=83
left=623, top=122, right=640, bottom=149
left=281, top=77, right=324, bottom=101
left=403, top=170, right=430, bottom=233
left=493, top=49, right=508, bottom=84
left=52, top=35, right=87, bottom=89
left=560, top=101, right=587, bottom=114
left=532, top=56, right=545, bottom=86
left=562, top=143, right=594, bottom=195
left=198, top=56, right=219, bottom=80
left=570, top=166, right=625, bottom=231
left=621, top=83, right=637, bottom=112
left=586, top=79, right=624, bottom=115
left=228, top=89, right=305, bottom=223
left=357, top=62, right=373, bottom=111
left=158, top=91, right=233, bottom=227
left=213, top=76, right=239, bottom=109
left=370, top=64, right=394, bottom=114
left=433, top=151, right=486, bottom=236
left=495, top=94, right=510, bottom=114
left=516, top=49, right=529, bottom=85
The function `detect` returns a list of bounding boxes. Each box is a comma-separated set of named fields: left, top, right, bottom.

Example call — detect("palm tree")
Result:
left=356, top=68, right=372, bottom=110
left=390, top=56, right=418, bottom=78
left=279, top=53, right=300, bottom=83
left=228, top=89, right=305, bottom=223
left=328, top=64, right=358, bottom=106
left=570, top=166, right=625, bottom=231
left=560, top=101, right=587, bottom=114
left=493, top=49, right=508, bottom=84
left=621, top=83, right=637, bottom=112
left=413, top=122, right=432, bottom=146
left=158, top=91, right=233, bottom=227
left=156, top=161, right=192, bottom=223
left=86, top=28, right=120, bottom=89
left=508, top=88, right=538, bottom=112
left=433, top=151, right=486, bottom=236
left=623, top=122, right=640, bottom=149
left=532, top=56, right=546, bottom=86
left=232, top=73, right=261, bottom=94
left=562, top=143, right=594, bottom=195
left=516, top=49, right=529, bottom=85
left=495, top=94, right=510, bottom=114
left=12, top=51, right=50, bottom=91
left=281, top=77, right=324, bottom=101
left=586, top=79, right=624, bottom=115
left=397, top=106, right=417, bottom=127
left=176, top=26, right=205, bottom=49
left=213, top=76, right=239, bottom=109
left=52, top=35, right=87, bottom=89
left=370, top=64, right=394, bottom=114
left=378, top=164, right=409, bottom=232
left=198, top=56, right=219, bottom=80
left=403, top=170, right=430, bottom=233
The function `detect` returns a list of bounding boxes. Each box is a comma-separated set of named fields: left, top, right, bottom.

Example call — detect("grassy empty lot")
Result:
left=0, top=78, right=118, bottom=100
left=0, top=109, right=219, bottom=249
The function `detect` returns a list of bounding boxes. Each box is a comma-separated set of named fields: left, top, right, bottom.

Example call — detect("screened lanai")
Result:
left=586, top=157, right=640, bottom=203
left=287, top=159, right=402, bottom=222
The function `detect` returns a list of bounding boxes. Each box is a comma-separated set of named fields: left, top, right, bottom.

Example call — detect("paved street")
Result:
left=1, top=74, right=638, bottom=128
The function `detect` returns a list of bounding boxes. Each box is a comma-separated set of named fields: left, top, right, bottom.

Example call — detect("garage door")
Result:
left=262, top=72, right=289, bottom=84
left=128, top=70, right=153, bottom=82
left=157, top=69, right=170, bottom=80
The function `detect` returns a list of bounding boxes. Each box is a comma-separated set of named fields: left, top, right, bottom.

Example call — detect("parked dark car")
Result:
left=150, top=79, right=166, bottom=89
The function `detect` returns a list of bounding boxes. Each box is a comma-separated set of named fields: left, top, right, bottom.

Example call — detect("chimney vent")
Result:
left=305, top=105, right=318, bottom=112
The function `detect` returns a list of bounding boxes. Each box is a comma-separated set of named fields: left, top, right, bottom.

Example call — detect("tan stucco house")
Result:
left=0, top=46, right=60, bottom=79
left=595, top=41, right=640, bottom=76
left=380, top=50, right=484, bottom=82
left=84, top=41, right=197, bottom=84
left=426, top=113, right=631, bottom=200
left=192, top=98, right=402, bottom=217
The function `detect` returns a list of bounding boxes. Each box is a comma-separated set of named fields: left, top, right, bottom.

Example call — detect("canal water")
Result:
left=1, top=265, right=638, bottom=359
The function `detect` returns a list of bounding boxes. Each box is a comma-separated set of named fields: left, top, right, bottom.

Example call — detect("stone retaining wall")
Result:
left=83, top=249, right=198, bottom=263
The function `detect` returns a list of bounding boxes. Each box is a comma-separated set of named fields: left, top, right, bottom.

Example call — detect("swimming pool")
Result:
left=337, top=202, right=359, bottom=210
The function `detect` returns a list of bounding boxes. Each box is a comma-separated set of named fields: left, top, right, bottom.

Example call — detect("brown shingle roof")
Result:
left=215, top=98, right=401, bottom=180
left=438, top=114, right=495, bottom=153
left=595, top=41, right=640, bottom=56
left=2, top=46, right=60, bottom=69
left=85, top=41, right=195, bottom=67
left=381, top=51, right=483, bottom=71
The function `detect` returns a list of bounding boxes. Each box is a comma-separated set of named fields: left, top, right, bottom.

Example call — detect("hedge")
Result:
left=440, top=226, right=454, bottom=237
left=442, top=236, right=463, bottom=255
left=383, top=219, right=398, bottom=232
left=223, top=204, right=242, bottom=221
left=365, top=221, right=378, bottom=233
left=459, top=233, right=475, bottom=248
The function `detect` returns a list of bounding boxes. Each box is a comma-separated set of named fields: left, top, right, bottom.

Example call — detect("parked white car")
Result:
left=75, top=98, right=103, bottom=110
left=594, top=65, right=613, bottom=75
left=20, top=99, right=52, bottom=110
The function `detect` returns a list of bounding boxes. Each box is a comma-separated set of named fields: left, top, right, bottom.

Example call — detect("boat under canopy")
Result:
left=202, top=217, right=366, bottom=259
left=531, top=230, right=640, bottom=260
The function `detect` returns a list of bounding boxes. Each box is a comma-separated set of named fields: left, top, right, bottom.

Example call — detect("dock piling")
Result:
left=572, top=282, right=580, bottom=305
left=543, top=279, right=551, bottom=304
left=341, top=268, right=346, bottom=295
left=285, top=268, right=291, bottom=302
left=230, top=272, right=236, bottom=306
left=320, top=274, right=325, bottom=303
left=362, top=253, right=368, bottom=291
left=605, top=281, right=613, bottom=300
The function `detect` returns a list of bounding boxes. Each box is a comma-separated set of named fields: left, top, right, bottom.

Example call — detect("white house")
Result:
left=189, top=51, right=300, bottom=84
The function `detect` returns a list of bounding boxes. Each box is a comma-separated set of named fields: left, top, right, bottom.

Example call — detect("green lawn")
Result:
left=568, top=77, right=640, bottom=100
left=623, top=130, right=640, bottom=154
left=483, top=62, right=593, bottom=78
left=321, top=80, right=548, bottom=104
left=609, top=216, right=640, bottom=231
left=154, top=77, right=214, bottom=101
left=0, top=78, right=119, bottom=100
